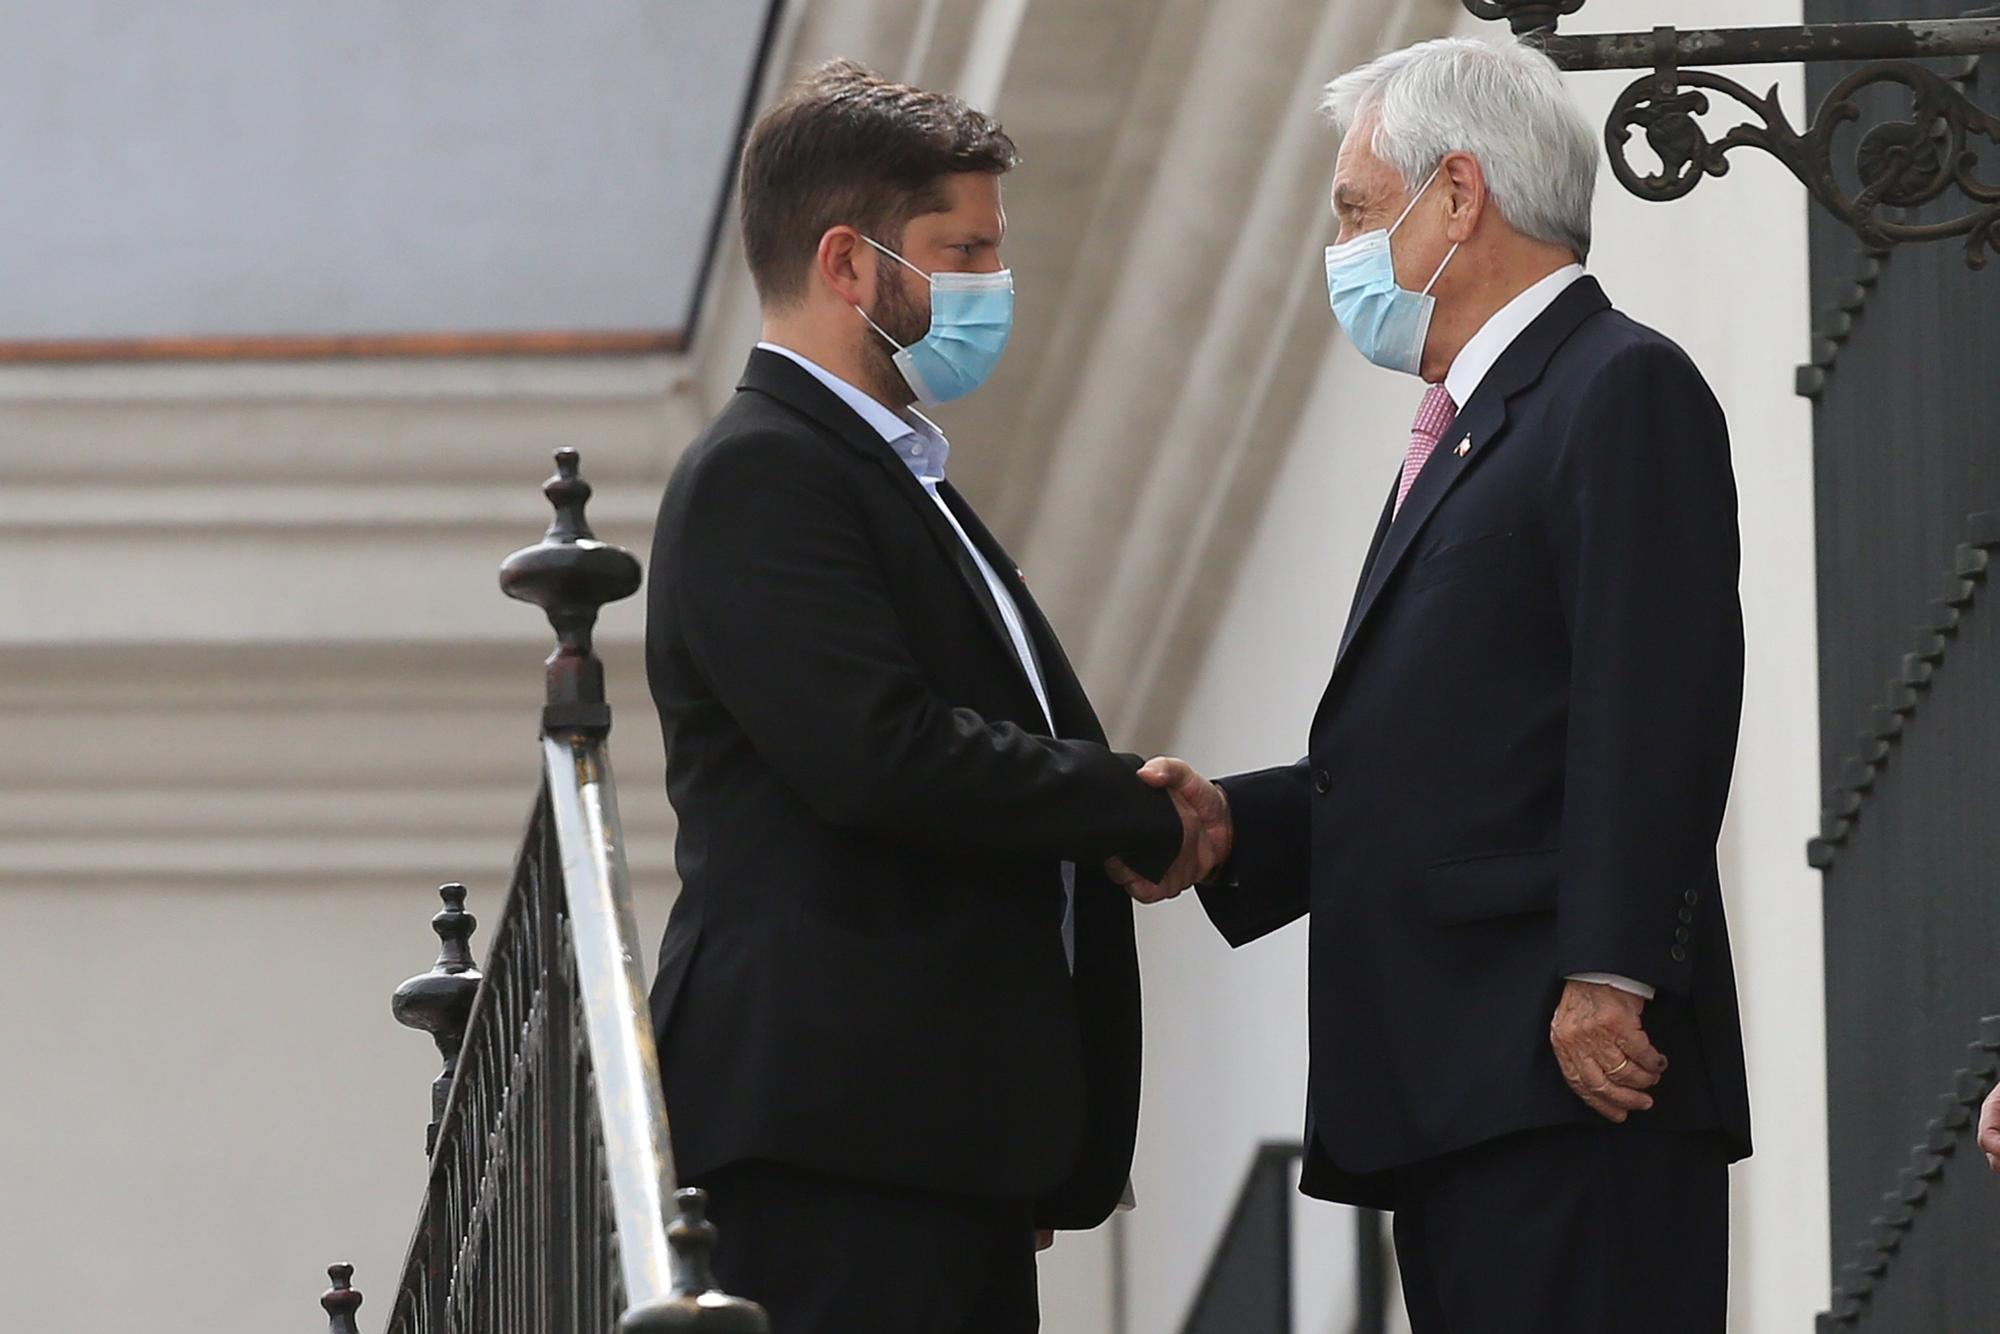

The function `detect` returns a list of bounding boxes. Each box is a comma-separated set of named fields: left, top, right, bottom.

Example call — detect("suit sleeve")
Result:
left=670, top=430, right=1185, bottom=879
left=1546, top=341, right=1745, bottom=997
left=1197, top=761, right=1314, bottom=946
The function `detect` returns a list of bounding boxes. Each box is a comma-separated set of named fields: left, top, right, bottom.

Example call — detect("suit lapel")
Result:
left=1330, top=278, right=1612, bottom=673
left=869, top=458, right=1027, bottom=684
left=1335, top=479, right=1401, bottom=653
left=940, top=483, right=1104, bottom=742
left=1335, top=391, right=1509, bottom=665
left=737, top=351, right=1027, bottom=678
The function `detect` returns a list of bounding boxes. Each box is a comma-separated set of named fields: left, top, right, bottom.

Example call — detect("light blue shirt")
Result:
left=756, top=342, right=1078, bottom=965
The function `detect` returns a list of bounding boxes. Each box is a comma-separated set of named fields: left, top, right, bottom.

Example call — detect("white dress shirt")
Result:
left=1443, top=263, right=1585, bottom=408
left=756, top=342, right=1079, bottom=965
left=1437, top=271, right=1656, bottom=1004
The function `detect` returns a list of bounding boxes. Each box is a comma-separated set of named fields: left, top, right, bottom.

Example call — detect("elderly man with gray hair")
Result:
left=1113, top=35, right=1752, bottom=1332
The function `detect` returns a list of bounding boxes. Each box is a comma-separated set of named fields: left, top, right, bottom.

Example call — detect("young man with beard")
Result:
left=644, top=59, right=1223, bottom=1333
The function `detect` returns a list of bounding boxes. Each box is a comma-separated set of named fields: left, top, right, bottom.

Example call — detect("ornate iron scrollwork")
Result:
left=1607, top=61, right=2000, bottom=268
left=1458, top=1, right=2000, bottom=267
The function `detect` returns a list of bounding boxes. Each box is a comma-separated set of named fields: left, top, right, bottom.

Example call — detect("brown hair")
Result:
left=738, top=59, right=1019, bottom=307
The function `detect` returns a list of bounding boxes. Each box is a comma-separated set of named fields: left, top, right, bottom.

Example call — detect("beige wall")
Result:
left=0, top=355, right=702, bottom=1328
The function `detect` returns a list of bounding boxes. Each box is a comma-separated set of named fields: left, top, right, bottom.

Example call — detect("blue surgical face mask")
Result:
left=856, top=238, right=1015, bottom=406
left=1324, top=166, right=1459, bottom=376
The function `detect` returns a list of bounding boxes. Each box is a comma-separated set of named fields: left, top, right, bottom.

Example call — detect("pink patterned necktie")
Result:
left=1396, top=383, right=1458, bottom=515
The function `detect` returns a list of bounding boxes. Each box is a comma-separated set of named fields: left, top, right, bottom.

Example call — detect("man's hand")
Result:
left=1980, top=1081, right=2000, bottom=1174
left=1104, top=757, right=1233, bottom=904
left=1549, top=978, right=1668, bottom=1123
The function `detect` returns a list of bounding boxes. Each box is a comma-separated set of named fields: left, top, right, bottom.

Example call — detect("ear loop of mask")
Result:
left=854, top=237, right=929, bottom=351
left=1389, top=165, right=1461, bottom=297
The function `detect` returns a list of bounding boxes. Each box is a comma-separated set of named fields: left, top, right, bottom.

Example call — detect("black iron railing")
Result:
left=324, top=449, right=766, bottom=1334
left=1179, top=1142, right=1388, bottom=1334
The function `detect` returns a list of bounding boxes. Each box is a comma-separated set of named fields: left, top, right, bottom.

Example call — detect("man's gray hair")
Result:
left=1322, top=37, right=1598, bottom=262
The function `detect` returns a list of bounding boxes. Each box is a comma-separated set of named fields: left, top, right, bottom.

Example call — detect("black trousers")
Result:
left=1390, top=1125, right=1729, bottom=1334
left=695, top=1159, right=1040, bottom=1334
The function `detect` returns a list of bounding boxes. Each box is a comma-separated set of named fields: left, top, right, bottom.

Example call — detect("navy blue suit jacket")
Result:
left=1201, top=277, right=1753, bottom=1206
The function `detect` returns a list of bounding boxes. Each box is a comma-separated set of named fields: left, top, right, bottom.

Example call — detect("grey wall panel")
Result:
left=0, top=1, right=774, bottom=340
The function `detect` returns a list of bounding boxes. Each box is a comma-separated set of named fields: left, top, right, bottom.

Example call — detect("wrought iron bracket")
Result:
left=1463, top=3, right=2000, bottom=267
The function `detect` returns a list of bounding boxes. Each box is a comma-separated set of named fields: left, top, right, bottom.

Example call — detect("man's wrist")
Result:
left=1566, top=971, right=1657, bottom=1001
left=1200, top=785, right=1236, bottom=888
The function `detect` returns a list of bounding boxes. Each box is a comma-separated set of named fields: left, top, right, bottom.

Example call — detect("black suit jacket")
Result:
left=1202, top=278, right=1753, bottom=1206
left=645, top=349, right=1184, bottom=1227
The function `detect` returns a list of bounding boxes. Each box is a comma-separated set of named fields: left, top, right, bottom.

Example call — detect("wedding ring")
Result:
left=1604, top=1057, right=1632, bottom=1078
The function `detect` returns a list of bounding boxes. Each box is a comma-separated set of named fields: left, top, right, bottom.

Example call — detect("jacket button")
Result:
left=1678, top=906, right=1695, bottom=925
left=1674, top=926, right=1692, bottom=945
left=1312, top=768, right=1332, bottom=795
left=1683, top=888, right=1700, bottom=906
left=1670, top=945, right=1688, bottom=964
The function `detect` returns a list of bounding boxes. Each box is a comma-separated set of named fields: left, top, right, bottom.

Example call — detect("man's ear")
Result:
left=817, top=226, right=871, bottom=307
left=1441, top=151, right=1486, bottom=245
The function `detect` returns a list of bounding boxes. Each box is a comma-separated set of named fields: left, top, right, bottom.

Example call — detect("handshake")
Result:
left=1105, top=758, right=1233, bottom=905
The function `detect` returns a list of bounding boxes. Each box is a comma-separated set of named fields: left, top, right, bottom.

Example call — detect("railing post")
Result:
left=320, top=1263, right=362, bottom=1334
left=505, top=448, right=768, bottom=1333
left=502, top=446, right=642, bottom=1334
left=390, top=883, right=482, bottom=1156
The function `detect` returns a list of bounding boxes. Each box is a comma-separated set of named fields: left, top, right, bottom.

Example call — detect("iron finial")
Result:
left=667, top=1189, right=726, bottom=1295
left=500, top=448, right=644, bottom=738
left=320, top=1263, right=362, bottom=1334
left=545, top=447, right=596, bottom=544
left=390, top=883, right=483, bottom=1156
left=617, top=1189, right=771, bottom=1333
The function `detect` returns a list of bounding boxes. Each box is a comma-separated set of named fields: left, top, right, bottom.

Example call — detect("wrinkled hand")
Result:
left=1549, top=979, right=1667, bottom=1123
left=1104, top=757, right=1233, bottom=905
left=1980, top=1081, right=2000, bottom=1174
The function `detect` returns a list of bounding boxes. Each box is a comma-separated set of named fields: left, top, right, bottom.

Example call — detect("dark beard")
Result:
left=859, top=261, right=931, bottom=408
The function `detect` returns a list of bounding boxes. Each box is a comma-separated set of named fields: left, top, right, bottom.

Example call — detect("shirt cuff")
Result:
left=1566, top=971, right=1657, bottom=1001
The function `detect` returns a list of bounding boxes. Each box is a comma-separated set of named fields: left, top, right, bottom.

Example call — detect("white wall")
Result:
left=1130, top=3, right=1826, bottom=1330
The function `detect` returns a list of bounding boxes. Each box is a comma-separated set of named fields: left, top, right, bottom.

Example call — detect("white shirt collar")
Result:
left=756, top=341, right=950, bottom=482
left=1441, top=264, right=1586, bottom=408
